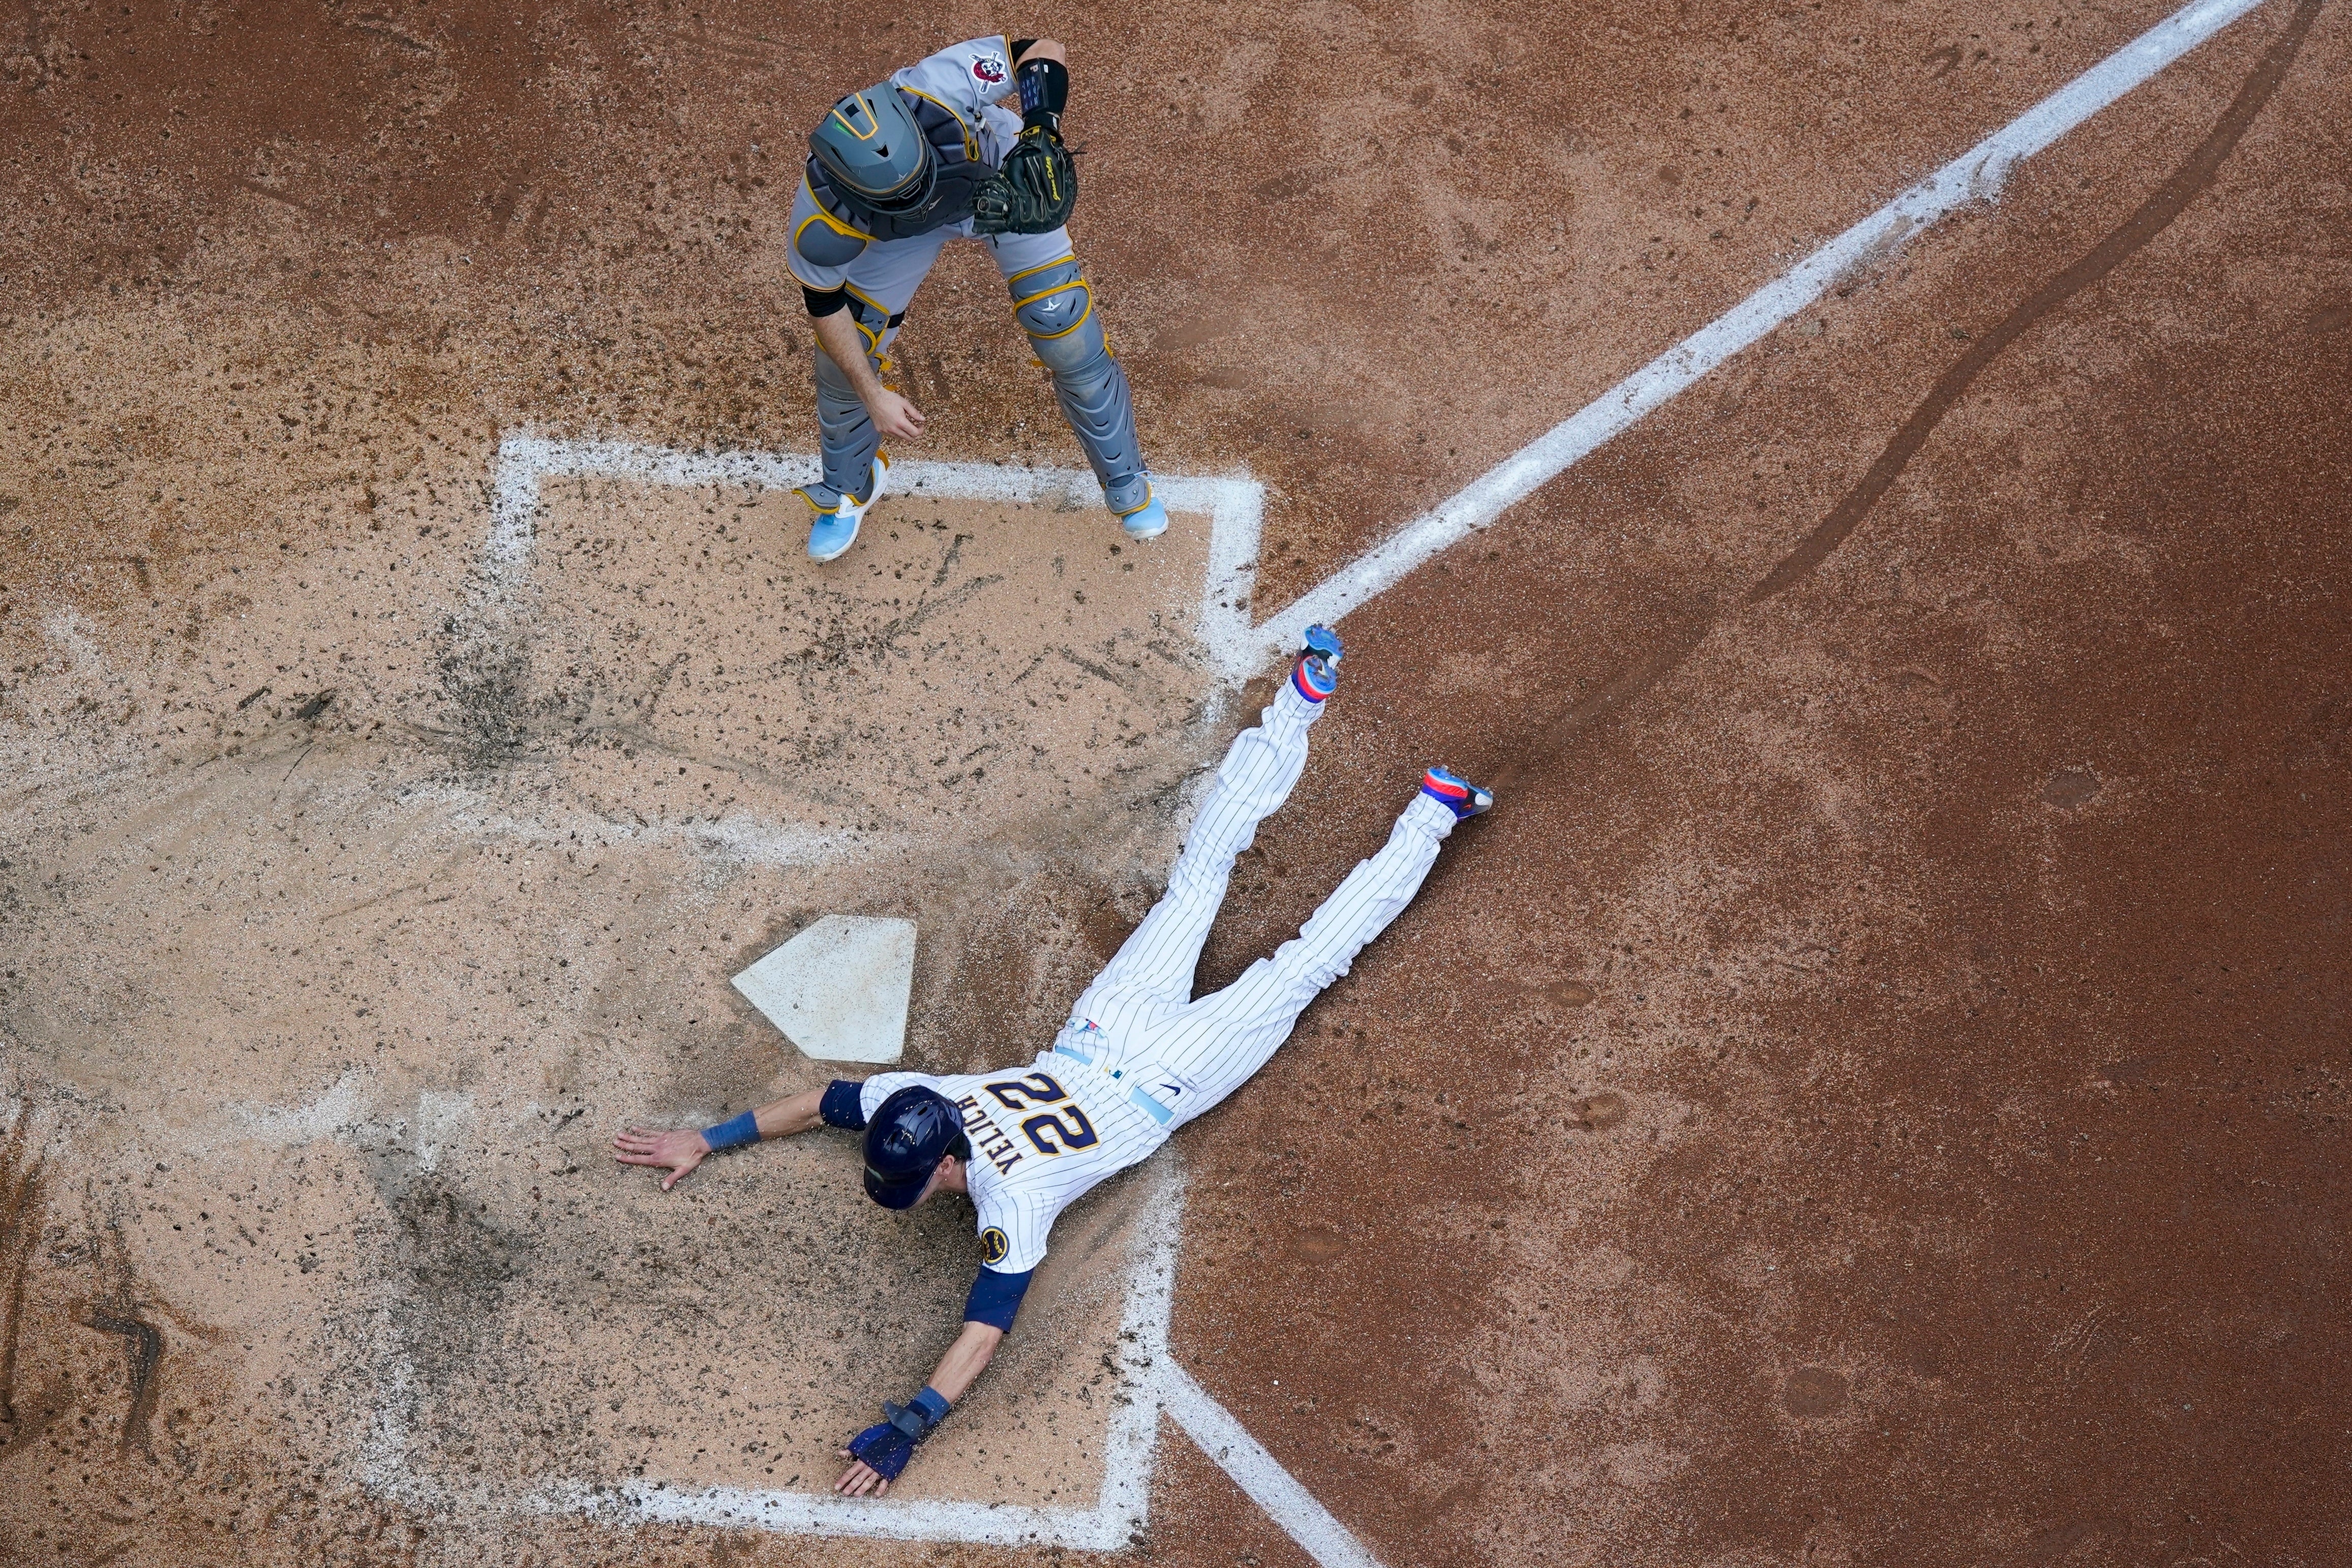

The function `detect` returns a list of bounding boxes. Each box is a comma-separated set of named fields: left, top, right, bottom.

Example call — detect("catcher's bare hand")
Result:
left=865, top=386, right=926, bottom=442
left=612, top=1126, right=710, bottom=1191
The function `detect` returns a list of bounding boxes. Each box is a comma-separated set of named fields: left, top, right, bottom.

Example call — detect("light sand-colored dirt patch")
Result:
left=497, top=482, right=1217, bottom=838
left=0, top=470, right=1237, bottom=1535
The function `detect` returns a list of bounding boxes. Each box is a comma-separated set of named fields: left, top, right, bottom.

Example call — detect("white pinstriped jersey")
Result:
left=858, top=679, right=1459, bottom=1286
left=859, top=1056, right=1163, bottom=1276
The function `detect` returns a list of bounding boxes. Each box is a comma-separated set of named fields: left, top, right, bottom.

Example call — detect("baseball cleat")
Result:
left=1420, top=764, right=1493, bottom=819
left=806, top=451, right=891, bottom=563
left=1290, top=623, right=1343, bottom=703
left=1119, top=493, right=1169, bottom=541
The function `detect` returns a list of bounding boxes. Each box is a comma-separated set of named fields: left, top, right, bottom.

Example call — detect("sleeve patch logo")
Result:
left=980, top=1226, right=1010, bottom=1264
left=972, top=55, right=1007, bottom=84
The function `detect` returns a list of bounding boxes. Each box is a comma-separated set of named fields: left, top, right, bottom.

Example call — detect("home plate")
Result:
left=732, top=915, right=916, bottom=1064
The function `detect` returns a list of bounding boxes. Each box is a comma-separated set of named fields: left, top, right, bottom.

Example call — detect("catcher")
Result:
left=782, top=34, right=1166, bottom=562
left=613, top=628, right=1498, bottom=1495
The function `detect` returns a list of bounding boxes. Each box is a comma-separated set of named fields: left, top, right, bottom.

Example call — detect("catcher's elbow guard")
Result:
left=1017, top=56, right=1068, bottom=134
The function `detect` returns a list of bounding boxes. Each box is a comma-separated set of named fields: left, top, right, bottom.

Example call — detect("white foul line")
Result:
left=1247, top=0, right=2276, bottom=668
left=1159, top=1360, right=1390, bottom=1568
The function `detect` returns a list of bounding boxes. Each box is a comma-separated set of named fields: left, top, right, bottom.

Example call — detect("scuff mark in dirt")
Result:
left=65, top=1189, right=172, bottom=1459
left=1485, top=0, right=2326, bottom=799
left=84, top=1305, right=165, bottom=1457
left=387, top=1169, right=528, bottom=1299
left=1749, top=0, right=2327, bottom=601
left=0, top=1109, right=44, bottom=1434
left=803, top=572, right=1008, bottom=666
left=1493, top=611, right=1717, bottom=795
left=367, top=1163, right=534, bottom=1390
left=433, top=625, right=546, bottom=774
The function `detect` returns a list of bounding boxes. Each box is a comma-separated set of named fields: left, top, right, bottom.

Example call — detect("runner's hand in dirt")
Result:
left=865, top=385, right=925, bottom=442
left=831, top=1321, right=1000, bottom=1494
left=613, top=1090, right=825, bottom=1190
left=612, top=1126, right=710, bottom=1190
left=834, top=1451, right=893, bottom=1497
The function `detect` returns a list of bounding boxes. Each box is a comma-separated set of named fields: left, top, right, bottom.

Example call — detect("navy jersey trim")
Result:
left=820, top=1078, right=870, bottom=1130
left=964, top=1265, right=1034, bottom=1332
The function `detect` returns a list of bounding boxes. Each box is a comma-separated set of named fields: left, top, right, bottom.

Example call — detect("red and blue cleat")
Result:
left=1290, top=624, right=1343, bottom=703
left=1420, top=764, right=1494, bottom=819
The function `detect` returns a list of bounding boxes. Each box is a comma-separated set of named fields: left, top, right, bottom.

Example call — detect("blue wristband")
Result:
left=702, top=1110, right=760, bottom=1151
left=884, top=1384, right=951, bottom=1440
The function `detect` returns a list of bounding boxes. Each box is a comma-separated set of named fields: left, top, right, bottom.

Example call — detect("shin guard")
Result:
left=796, top=343, right=885, bottom=511
left=1008, top=257, right=1152, bottom=516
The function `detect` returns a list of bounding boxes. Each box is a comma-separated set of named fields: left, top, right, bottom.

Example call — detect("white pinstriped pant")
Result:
left=1050, top=681, right=1457, bottom=1134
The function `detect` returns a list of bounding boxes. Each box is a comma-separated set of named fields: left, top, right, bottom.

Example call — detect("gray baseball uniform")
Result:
left=788, top=36, right=1154, bottom=521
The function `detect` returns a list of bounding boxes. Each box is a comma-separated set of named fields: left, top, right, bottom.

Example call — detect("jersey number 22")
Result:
left=985, top=1072, right=1100, bottom=1156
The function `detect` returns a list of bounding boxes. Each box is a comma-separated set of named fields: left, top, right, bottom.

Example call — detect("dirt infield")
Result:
left=5, top=2, right=2348, bottom=1566
left=0, top=464, right=1226, bottom=1548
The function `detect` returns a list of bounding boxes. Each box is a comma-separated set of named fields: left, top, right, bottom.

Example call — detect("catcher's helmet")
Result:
left=863, top=1085, right=968, bottom=1209
left=808, top=87, right=935, bottom=216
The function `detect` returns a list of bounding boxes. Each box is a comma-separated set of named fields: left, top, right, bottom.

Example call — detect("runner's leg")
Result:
left=1135, top=791, right=1457, bottom=1126
left=1066, top=680, right=1326, bottom=1037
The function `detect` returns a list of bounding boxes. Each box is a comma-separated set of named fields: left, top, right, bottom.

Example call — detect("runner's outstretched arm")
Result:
left=612, top=1085, right=828, bottom=1191
left=833, top=1319, right=1004, bottom=1497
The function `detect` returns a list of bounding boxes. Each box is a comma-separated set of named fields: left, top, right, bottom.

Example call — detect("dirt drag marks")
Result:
left=1488, top=0, right=2326, bottom=799
left=502, top=481, right=1217, bottom=837
left=0, top=1115, right=42, bottom=1436
left=1750, top=0, right=2328, bottom=602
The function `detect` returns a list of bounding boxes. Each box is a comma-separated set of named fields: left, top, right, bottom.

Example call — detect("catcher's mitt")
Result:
left=972, top=127, right=1077, bottom=236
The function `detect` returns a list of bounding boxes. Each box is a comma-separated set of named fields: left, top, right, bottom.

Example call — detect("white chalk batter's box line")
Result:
left=442, top=2, right=2280, bottom=1556
left=483, top=435, right=1278, bottom=684
left=367, top=1169, right=1382, bottom=1567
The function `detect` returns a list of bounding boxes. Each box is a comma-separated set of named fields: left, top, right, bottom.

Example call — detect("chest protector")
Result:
left=806, top=88, right=993, bottom=242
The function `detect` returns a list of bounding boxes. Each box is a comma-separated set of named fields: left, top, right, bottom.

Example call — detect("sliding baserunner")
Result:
left=613, top=627, right=1494, bottom=1494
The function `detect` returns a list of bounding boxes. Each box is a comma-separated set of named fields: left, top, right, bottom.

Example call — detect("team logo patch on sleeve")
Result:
left=980, top=1226, right=1010, bottom=1265
left=972, top=54, right=1007, bottom=84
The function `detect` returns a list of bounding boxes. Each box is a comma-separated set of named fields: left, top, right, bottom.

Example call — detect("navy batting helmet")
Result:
left=863, top=1085, right=969, bottom=1209
left=808, top=87, right=934, bottom=215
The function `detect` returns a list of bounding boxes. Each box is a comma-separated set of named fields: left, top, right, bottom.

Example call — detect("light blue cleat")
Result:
left=1119, top=493, right=1169, bottom=541
left=805, top=451, right=890, bottom=563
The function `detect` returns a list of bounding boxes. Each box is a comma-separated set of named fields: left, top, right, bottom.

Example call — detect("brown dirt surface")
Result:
left=5, top=2, right=2349, bottom=1566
